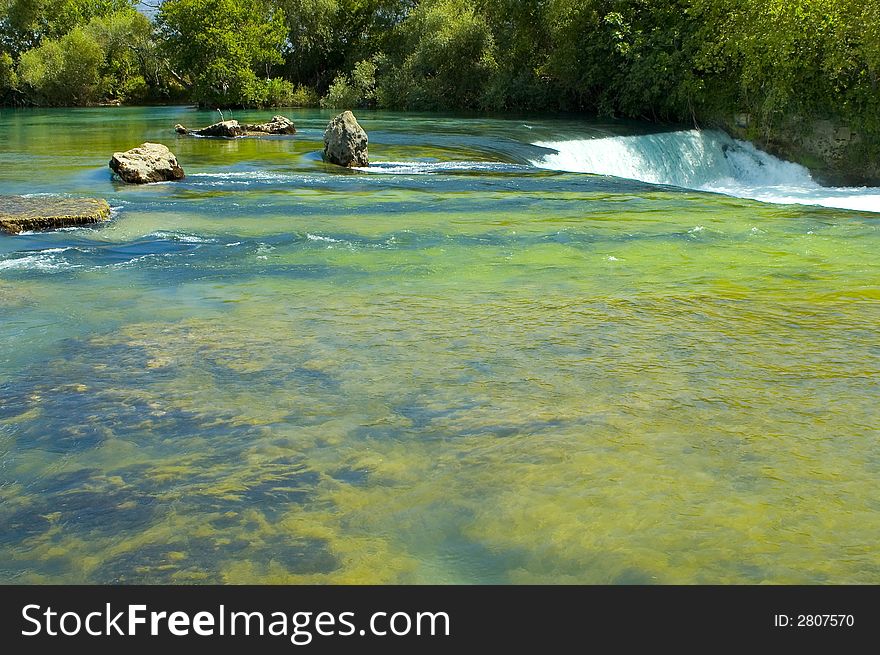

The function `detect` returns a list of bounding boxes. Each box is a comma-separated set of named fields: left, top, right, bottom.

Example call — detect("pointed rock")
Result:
left=323, top=111, right=369, bottom=168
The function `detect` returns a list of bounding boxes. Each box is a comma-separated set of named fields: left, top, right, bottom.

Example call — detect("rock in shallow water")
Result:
left=175, top=116, right=296, bottom=137
left=0, top=195, right=111, bottom=234
left=109, top=142, right=185, bottom=184
left=244, top=115, right=297, bottom=135
left=323, top=111, right=369, bottom=168
left=187, top=120, right=244, bottom=138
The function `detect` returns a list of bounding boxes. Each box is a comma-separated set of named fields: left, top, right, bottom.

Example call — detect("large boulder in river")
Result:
left=244, top=115, right=296, bottom=135
left=0, top=195, right=111, bottom=234
left=323, top=111, right=369, bottom=168
left=109, top=143, right=185, bottom=184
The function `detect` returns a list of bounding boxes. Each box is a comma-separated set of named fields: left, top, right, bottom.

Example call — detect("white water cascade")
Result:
left=531, top=129, right=880, bottom=212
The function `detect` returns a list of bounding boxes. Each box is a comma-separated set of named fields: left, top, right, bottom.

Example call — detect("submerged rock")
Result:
left=323, top=111, right=369, bottom=168
left=176, top=116, right=296, bottom=138
left=109, top=142, right=185, bottom=184
left=0, top=195, right=111, bottom=234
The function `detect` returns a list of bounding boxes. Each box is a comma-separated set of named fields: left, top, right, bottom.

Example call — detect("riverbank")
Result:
left=4, top=2, right=878, bottom=191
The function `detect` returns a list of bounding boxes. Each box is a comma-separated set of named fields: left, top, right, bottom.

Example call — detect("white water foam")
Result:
left=148, top=231, right=216, bottom=243
left=0, top=251, right=81, bottom=271
left=358, top=161, right=524, bottom=175
left=186, top=171, right=304, bottom=186
left=531, top=129, right=880, bottom=212
left=306, top=233, right=343, bottom=243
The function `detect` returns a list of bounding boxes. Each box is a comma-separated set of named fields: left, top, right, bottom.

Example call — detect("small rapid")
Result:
left=531, top=129, right=880, bottom=212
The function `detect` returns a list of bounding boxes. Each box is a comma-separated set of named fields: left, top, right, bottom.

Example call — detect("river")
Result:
left=1, top=106, right=879, bottom=583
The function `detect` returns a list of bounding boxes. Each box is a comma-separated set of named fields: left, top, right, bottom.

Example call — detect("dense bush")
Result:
left=376, top=0, right=497, bottom=110
left=321, top=59, right=376, bottom=109
left=0, top=0, right=134, bottom=55
left=17, top=27, right=104, bottom=104
left=157, top=0, right=287, bottom=107
left=691, top=0, right=880, bottom=141
left=290, top=83, right=320, bottom=107
left=4, top=4, right=174, bottom=105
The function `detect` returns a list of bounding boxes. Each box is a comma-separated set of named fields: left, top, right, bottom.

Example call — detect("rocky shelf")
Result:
left=174, top=115, right=297, bottom=138
left=0, top=196, right=111, bottom=234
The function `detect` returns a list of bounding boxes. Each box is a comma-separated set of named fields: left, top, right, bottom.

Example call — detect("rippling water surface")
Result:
left=1, top=107, right=879, bottom=583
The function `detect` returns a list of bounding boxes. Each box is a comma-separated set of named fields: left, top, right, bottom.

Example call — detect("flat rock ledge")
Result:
left=0, top=196, right=111, bottom=234
left=323, top=111, right=369, bottom=168
left=175, top=115, right=296, bottom=138
left=110, top=142, right=185, bottom=184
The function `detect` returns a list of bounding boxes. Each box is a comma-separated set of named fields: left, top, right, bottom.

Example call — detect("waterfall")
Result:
left=531, top=129, right=880, bottom=212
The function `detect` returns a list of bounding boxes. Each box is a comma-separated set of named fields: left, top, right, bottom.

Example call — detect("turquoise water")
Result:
left=1, top=106, right=879, bottom=583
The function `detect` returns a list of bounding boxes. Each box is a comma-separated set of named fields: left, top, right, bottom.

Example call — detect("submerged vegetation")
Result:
left=1, top=1, right=879, bottom=176
left=2, top=107, right=880, bottom=582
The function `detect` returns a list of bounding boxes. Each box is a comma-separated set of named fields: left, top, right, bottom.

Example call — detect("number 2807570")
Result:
left=774, top=614, right=854, bottom=628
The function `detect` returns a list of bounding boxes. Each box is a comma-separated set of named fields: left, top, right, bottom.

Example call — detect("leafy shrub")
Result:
left=321, top=59, right=377, bottom=109
left=17, top=27, right=104, bottom=105
left=0, top=51, right=17, bottom=94
left=119, top=75, right=150, bottom=103
left=157, top=0, right=287, bottom=107
left=289, top=84, right=319, bottom=107
left=376, top=0, right=498, bottom=111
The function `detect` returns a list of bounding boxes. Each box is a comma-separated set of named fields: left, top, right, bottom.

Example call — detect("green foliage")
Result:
left=84, top=9, right=162, bottom=101
left=3, top=3, right=175, bottom=105
left=262, top=77, right=296, bottom=107
left=0, top=49, right=17, bottom=102
left=688, top=0, right=880, bottom=142
left=236, top=75, right=296, bottom=107
left=157, top=0, right=287, bottom=107
left=17, top=25, right=104, bottom=104
left=0, top=50, right=14, bottom=85
left=321, top=59, right=376, bottom=108
left=476, top=0, right=556, bottom=110
left=118, top=74, right=148, bottom=102
left=276, top=0, right=411, bottom=90
left=538, top=1, right=701, bottom=119
left=289, top=83, right=319, bottom=107
left=0, top=0, right=134, bottom=55
left=321, top=74, right=359, bottom=109
left=377, top=0, right=497, bottom=110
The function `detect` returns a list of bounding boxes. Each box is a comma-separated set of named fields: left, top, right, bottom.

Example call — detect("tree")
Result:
left=16, top=25, right=104, bottom=104
left=0, top=49, right=18, bottom=102
left=476, top=0, right=556, bottom=110
left=157, top=0, right=288, bottom=107
left=321, top=58, right=377, bottom=108
left=377, top=0, right=498, bottom=110
left=276, top=0, right=413, bottom=91
left=0, top=0, right=134, bottom=55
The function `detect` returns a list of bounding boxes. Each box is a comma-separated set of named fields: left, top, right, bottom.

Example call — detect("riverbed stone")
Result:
left=109, top=142, right=185, bottom=184
left=323, top=111, right=369, bottom=168
left=0, top=195, right=111, bottom=234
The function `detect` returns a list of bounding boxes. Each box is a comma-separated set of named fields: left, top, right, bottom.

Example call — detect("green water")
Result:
left=1, top=106, right=878, bottom=583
